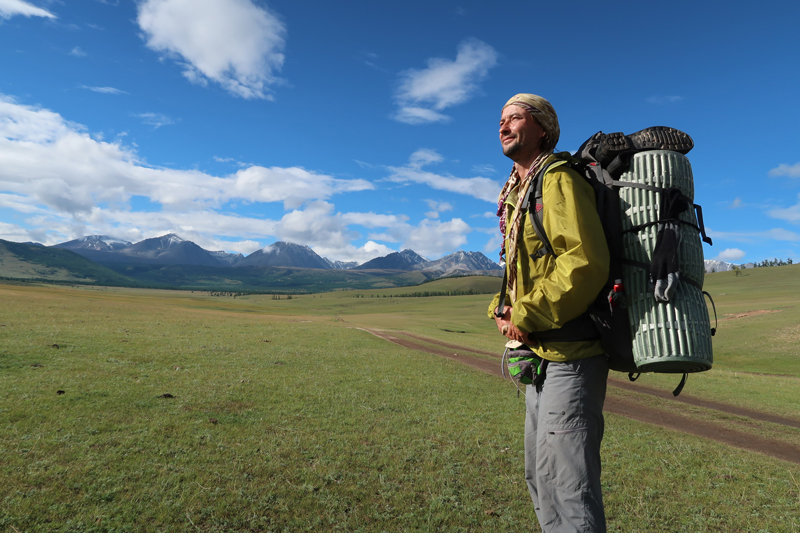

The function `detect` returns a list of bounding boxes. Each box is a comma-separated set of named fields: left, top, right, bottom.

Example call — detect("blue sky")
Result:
left=1, top=0, right=799, bottom=265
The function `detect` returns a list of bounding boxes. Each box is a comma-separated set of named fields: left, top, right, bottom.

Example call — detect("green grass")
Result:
left=703, top=264, right=800, bottom=371
left=1, top=280, right=799, bottom=531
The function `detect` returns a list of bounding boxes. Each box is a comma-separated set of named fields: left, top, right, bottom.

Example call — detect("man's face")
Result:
left=499, top=105, right=546, bottom=160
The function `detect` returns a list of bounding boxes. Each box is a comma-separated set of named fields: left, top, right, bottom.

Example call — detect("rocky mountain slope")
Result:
left=50, top=234, right=501, bottom=275
left=354, top=249, right=428, bottom=270
left=236, top=241, right=332, bottom=269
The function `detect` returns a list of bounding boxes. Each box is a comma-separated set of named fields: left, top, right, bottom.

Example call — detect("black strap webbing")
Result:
left=703, top=291, right=718, bottom=336
left=672, top=373, right=688, bottom=397
left=612, top=180, right=712, bottom=245
left=494, top=161, right=558, bottom=318
left=494, top=269, right=508, bottom=318
left=694, top=204, right=713, bottom=245
left=620, top=258, right=704, bottom=293
left=623, top=217, right=704, bottom=236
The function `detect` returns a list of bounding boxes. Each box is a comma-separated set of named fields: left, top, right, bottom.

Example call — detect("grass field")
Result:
left=1, top=271, right=799, bottom=531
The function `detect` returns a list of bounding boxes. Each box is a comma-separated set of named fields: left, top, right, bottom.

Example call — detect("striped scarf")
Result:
left=496, top=151, right=552, bottom=304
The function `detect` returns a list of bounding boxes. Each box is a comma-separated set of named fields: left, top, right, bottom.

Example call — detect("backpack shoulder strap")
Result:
left=523, top=160, right=562, bottom=260
left=493, top=159, right=560, bottom=317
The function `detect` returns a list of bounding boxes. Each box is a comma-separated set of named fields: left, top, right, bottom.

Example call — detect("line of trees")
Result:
left=751, top=258, right=793, bottom=268
left=206, top=291, right=301, bottom=298
left=353, top=289, right=491, bottom=298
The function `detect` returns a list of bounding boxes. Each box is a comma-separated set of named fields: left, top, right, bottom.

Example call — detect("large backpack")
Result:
left=498, top=128, right=716, bottom=396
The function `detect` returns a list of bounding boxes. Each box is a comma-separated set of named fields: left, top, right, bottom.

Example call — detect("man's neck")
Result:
left=512, top=149, right=544, bottom=178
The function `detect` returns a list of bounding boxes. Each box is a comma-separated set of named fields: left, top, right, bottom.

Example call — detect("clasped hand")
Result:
left=493, top=305, right=529, bottom=343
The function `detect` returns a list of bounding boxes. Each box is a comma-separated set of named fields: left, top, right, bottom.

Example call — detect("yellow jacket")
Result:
left=488, top=155, right=610, bottom=362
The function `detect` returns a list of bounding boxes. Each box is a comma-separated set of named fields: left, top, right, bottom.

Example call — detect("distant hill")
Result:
left=354, top=249, right=428, bottom=270
left=2, top=233, right=504, bottom=289
left=99, top=263, right=437, bottom=292
left=56, top=233, right=225, bottom=267
left=326, top=258, right=358, bottom=270
left=209, top=250, right=244, bottom=266
left=55, top=235, right=132, bottom=252
left=419, top=251, right=502, bottom=276
left=236, top=241, right=332, bottom=269
left=49, top=234, right=501, bottom=276
left=0, top=239, right=140, bottom=285
left=120, top=234, right=224, bottom=267
left=705, top=260, right=737, bottom=273
left=354, top=249, right=501, bottom=277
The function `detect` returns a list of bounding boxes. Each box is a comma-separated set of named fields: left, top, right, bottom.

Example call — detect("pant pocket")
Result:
left=548, top=427, right=587, bottom=435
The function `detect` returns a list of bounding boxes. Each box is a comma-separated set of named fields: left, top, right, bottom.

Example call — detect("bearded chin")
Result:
left=503, top=141, right=521, bottom=157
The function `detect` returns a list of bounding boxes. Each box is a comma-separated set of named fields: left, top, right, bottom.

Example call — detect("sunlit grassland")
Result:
left=1, top=278, right=799, bottom=531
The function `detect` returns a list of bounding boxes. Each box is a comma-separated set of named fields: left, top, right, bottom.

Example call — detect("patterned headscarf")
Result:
left=503, top=93, right=560, bottom=152
left=496, top=94, right=560, bottom=305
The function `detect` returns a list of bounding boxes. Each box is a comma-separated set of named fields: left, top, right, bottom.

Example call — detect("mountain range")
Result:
left=21, top=233, right=761, bottom=277
left=703, top=260, right=759, bottom=273
left=51, top=234, right=501, bottom=275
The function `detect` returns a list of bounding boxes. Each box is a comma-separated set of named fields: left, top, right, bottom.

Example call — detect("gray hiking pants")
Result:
left=524, top=354, right=608, bottom=533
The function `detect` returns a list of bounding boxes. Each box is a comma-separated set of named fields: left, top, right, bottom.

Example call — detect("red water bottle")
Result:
left=609, top=279, right=625, bottom=309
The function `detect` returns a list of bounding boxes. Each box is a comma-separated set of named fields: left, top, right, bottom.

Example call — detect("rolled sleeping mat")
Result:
left=618, top=150, right=713, bottom=373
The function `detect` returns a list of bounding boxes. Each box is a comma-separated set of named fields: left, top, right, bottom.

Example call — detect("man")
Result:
left=488, top=94, right=610, bottom=533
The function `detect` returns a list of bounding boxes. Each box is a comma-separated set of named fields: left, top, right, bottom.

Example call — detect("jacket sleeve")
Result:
left=511, top=168, right=610, bottom=333
left=487, top=291, right=501, bottom=319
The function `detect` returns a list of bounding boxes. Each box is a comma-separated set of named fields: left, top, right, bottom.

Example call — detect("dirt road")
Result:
left=359, top=328, right=800, bottom=465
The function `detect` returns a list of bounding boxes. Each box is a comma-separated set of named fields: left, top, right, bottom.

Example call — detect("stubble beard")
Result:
left=502, top=139, right=522, bottom=158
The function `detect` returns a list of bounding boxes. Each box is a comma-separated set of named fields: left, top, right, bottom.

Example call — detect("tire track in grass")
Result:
left=608, top=377, right=800, bottom=430
left=604, top=397, right=800, bottom=465
left=384, top=331, right=800, bottom=431
left=355, top=328, right=501, bottom=376
left=358, top=328, right=800, bottom=465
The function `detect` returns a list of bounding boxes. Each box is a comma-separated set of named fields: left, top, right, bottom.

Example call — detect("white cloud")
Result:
left=714, top=248, right=746, bottom=261
left=0, top=192, right=49, bottom=214
left=401, top=218, right=471, bottom=258
left=137, top=0, right=286, bottom=99
left=27, top=206, right=279, bottom=246
left=707, top=227, right=800, bottom=242
left=646, top=95, right=684, bottom=105
left=340, top=212, right=408, bottom=228
left=69, top=46, right=87, bottom=57
left=424, top=198, right=453, bottom=219
left=387, top=150, right=501, bottom=202
left=313, top=240, right=394, bottom=264
left=134, top=112, right=175, bottom=128
left=768, top=163, right=800, bottom=178
left=729, top=197, right=742, bottom=209
left=424, top=199, right=453, bottom=212
left=394, top=107, right=450, bottom=125
left=0, top=0, right=55, bottom=19
left=409, top=148, right=444, bottom=169
left=483, top=232, right=503, bottom=256
left=0, top=95, right=480, bottom=262
left=232, top=166, right=372, bottom=210
left=256, top=201, right=472, bottom=261
left=768, top=195, right=800, bottom=223
left=273, top=201, right=356, bottom=250
left=394, top=38, right=498, bottom=124
left=80, top=85, right=127, bottom=95
left=0, top=221, right=50, bottom=244
left=0, top=95, right=372, bottom=215
left=472, top=163, right=495, bottom=175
